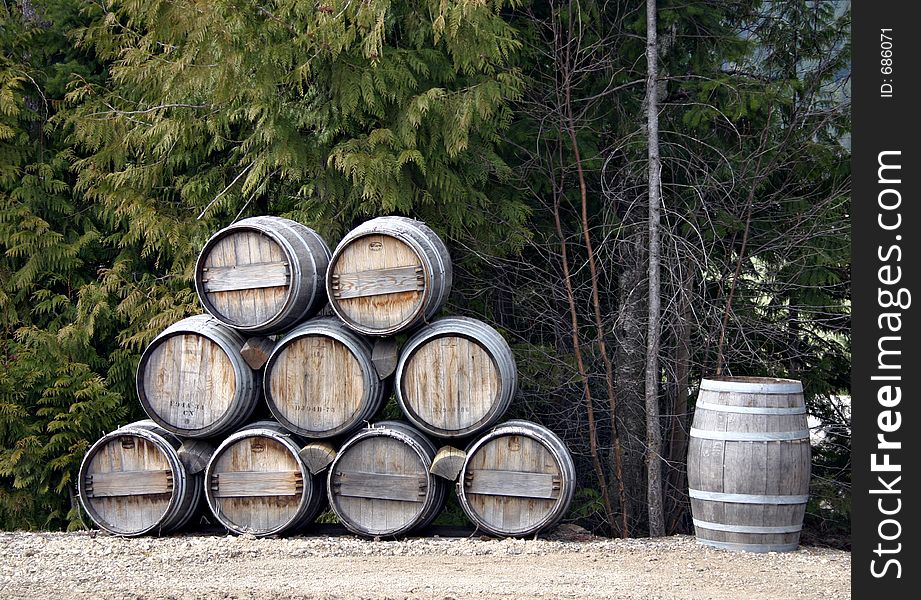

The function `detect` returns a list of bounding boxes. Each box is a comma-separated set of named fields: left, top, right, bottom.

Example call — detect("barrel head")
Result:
left=400, top=335, right=500, bottom=435
left=329, top=435, right=430, bottom=536
left=329, top=234, right=426, bottom=333
left=80, top=434, right=176, bottom=536
left=207, top=435, right=306, bottom=536
left=140, top=332, right=238, bottom=433
left=198, top=229, right=290, bottom=328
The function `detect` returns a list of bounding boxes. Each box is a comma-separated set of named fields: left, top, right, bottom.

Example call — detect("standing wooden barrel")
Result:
left=327, top=421, right=446, bottom=537
left=137, top=315, right=259, bottom=439
left=395, top=317, right=516, bottom=439
left=457, top=420, right=576, bottom=537
left=687, top=377, right=811, bottom=553
left=204, top=421, right=325, bottom=536
left=194, top=216, right=331, bottom=334
left=264, top=318, right=386, bottom=438
left=326, top=216, right=452, bottom=336
left=78, top=421, right=202, bottom=536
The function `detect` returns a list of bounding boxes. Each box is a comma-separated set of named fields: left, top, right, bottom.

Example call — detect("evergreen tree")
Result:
left=1, top=0, right=128, bottom=529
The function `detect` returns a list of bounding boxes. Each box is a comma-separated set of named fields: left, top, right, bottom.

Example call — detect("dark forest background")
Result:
left=1, top=0, right=850, bottom=545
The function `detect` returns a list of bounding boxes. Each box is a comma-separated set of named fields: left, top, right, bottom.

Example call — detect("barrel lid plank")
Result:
left=85, top=470, right=173, bottom=498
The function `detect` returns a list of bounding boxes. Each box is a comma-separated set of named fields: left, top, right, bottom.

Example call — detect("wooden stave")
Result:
left=194, top=216, right=331, bottom=335
left=263, top=317, right=386, bottom=439
left=327, top=420, right=447, bottom=538
left=395, top=316, right=517, bottom=439
left=687, top=376, right=810, bottom=553
left=136, top=315, right=259, bottom=439
left=456, top=419, right=576, bottom=538
left=326, top=216, right=452, bottom=336
left=204, top=420, right=326, bottom=537
left=77, top=420, right=202, bottom=537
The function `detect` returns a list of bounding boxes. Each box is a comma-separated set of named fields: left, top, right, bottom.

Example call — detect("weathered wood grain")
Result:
left=240, top=336, right=277, bottom=370
left=299, top=441, right=337, bottom=475
left=211, top=471, right=302, bottom=498
left=195, top=217, right=331, bottom=334
left=177, top=439, right=215, bottom=475
left=137, top=315, right=258, bottom=438
left=464, top=469, right=559, bottom=500
left=85, top=470, right=172, bottom=498
left=331, top=265, right=424, bottom=299
left=265, top=318, right=384, bottom=438
left=430, top=446, right=466, bottom=481
left=371, top=337, right=399, bottom=380
left=396, top=317, right=516, bottom=439
left=328, top=421, right=446, bottom=537
left=334, top=471, right=426, bottom=503
left=201, top=261, right=289, bottom=292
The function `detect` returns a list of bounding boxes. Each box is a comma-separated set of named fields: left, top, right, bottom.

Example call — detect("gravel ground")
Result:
left=0, top=529, right=849, bottom=599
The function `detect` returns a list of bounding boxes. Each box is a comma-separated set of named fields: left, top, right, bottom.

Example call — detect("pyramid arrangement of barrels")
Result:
left=78, top=216, right=576, bottom=539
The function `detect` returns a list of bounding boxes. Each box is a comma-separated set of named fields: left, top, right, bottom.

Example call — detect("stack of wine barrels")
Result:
left=78, top=215, right=575, bottom=539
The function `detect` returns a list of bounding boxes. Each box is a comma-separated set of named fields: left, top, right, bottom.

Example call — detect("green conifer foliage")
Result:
left=1, top=1, right=128, bottom=529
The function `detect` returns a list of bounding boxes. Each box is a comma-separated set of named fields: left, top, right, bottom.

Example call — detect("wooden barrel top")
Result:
left=400, top=335, right=500, bottom=432
left=329, top=433, right=431, bottom=535
left=329, top=233, right=426, bottom=332
left=207, top=434, right=306, bottom=535
left=81, top=432, right=177, bottom=535
left=267, top=335, right=365, bottom=435
left=140, top=331, right=238, bottom=433
left=198, top=228, right=290, bottom=329
left=461, top=432, right=565, bottom=536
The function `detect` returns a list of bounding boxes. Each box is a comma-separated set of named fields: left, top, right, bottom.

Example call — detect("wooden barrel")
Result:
left=327, top=421, right=447, bottom=537
left=263, top=318, right=386, bottom=438
left=137, top=315, right=259, bottom=439
left=395, top=317, right=516, bottom=439
left=204, top=421, right=326, bottom=537
left=457, top=420, right=576, bottom=537
left=326, top=216, right=452, bottom=336
left=687, top=376, right=811, bottom=553
left=194, top=216, right=331, bottom=334
left=77, top=421, right=202, bottom=536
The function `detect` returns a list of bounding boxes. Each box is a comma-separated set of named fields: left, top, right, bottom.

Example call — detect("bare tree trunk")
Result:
left=644, top=0, right=665, bottom=538
left=560, top=49, right=630, bottom=541
left=550, top=165, right=618, bottom=535
left=666, top=265, right=694, bottom=533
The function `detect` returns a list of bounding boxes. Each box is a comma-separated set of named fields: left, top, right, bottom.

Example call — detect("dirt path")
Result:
left=0, top=531, right=849, bottom=599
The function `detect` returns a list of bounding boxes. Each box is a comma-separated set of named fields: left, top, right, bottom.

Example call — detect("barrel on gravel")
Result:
left=687, top=376, right=811, bottom=553
left=456, top=420, right=575, bottom=537
left=204, top=421, right=325, bottom=537
left=326, top=216, right=452, bottom=336
left=327, top=421, right=447, bottom=537
left=195, top=216, right=331, bottom=334
left=263, top=318, right=386, bottom=439
left=78, top=421, right=202, bottom=536
left=137, top=314, right=258, bottom=439
left=395, top=317, right=516, bottom=439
